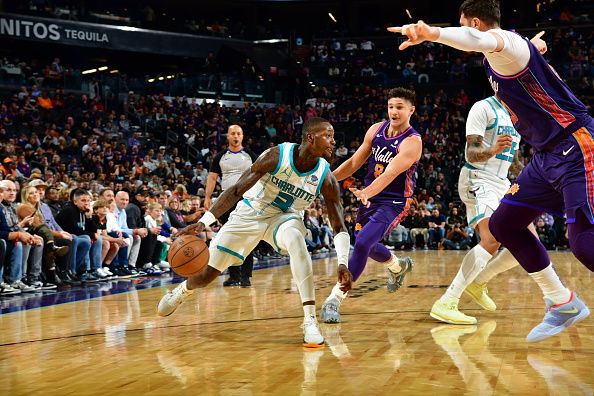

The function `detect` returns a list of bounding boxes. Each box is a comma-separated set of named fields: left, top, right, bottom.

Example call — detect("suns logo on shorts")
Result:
left=355, top=223, right=362, bottom=232
left=507, top=183, right=520, bottom=196
left=182, top=247, right=195, bottom=257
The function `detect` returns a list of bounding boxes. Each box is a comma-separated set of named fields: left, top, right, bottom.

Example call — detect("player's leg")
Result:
left=157, top=212, right=264, bottom=317
left=491, top=202, right=589, bottom=341
left=218, top=208, right=240, bottom=286
left=239, top=252, right=254, bottom=287
left=432, top=172, right=504, bottom=324
left=379, top=212, right=415, bottom=292
left=349, top=203, right=411, bottom=282
left=431, top=217, right=499, bottom=324
left=472, top=224, right=539, bottom=287
left=321, top=206, right=382, bottom=324
left=272, top=218, right=324, bottom=347
left=489, top=160, right=577, bottom=341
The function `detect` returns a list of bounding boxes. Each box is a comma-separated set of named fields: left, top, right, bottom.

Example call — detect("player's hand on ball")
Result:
left=490, top=134, right=514, bottom=155
left=337, top=264, right=353, bottom=292
left=387, top=21, right=440, bottom=50
left=173, top=222, right=205, bottom=237
left=349, top=187, right=370, bottom=207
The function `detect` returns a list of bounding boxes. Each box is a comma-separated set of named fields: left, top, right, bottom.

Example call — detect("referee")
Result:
left=204, top=124, right=258, bottom=287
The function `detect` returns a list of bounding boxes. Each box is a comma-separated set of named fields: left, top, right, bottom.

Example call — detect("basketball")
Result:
left=167, top=235, right=210, bottom=277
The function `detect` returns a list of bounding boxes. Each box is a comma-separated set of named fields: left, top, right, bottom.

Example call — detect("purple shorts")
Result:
left=501, top=118, right=594, bottom=224
left=354, top=198, right=411, bottom=237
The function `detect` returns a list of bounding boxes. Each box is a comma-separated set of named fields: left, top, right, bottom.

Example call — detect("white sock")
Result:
left=529, top=264, right=571, bottom=304
left=179, top=280, right=194, bottom=294
left=474, top=248, right=519, bottom=285
left=327, top=282, right=348, bottom=302
left=385, top=254, right=402, bottom=273
left=442, top=244, right=492, bottom=301
left=303, top=304, right=316, bottom=317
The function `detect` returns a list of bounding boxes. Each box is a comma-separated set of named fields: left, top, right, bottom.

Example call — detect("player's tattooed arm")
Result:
left=509, top=149, right=525, bottom=179
left=320, top=171, right=348, bottom=235
left=174, top=149, right=279, bottom=237
left=466, top=134, right=513, bottom=163
left=208, top=146, right=279, bottom=219
left=320, top=171, right=352, bottom=292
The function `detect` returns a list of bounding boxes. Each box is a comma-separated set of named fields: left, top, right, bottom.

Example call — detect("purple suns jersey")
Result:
left=363, top=121, right=420, bottom=202
left=484, top=34, right=590, bottom=152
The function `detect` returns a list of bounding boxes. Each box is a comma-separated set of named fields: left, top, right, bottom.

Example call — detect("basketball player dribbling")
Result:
left=390, top=0, right=593, bottom=341
left=320, top=87, right=422, bottom=323
left=157, top=117, right=353, bottom=347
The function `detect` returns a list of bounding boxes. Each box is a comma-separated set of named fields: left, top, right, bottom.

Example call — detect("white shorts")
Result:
left=458, top=165, right=510, bottom=228
left=208, top=201, right=306, bottom=272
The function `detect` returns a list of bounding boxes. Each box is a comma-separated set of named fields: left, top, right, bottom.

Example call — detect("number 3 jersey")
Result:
left=465, top=96, right=521, bottom=180
left=363, top=121, right=420, bottom=202
left=242, top=143, right=330, bottom=216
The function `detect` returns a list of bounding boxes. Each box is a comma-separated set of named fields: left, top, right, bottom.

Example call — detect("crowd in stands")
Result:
left=3, top=1, right=280, bottom=40
left=6, top=0, right=592, bottom=41
left=0, top=24, right=591, bottom=295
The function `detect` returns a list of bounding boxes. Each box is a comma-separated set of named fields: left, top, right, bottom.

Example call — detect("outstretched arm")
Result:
left=387, top=21, right=545, bottom=75
left=350, top=136, right=422, bottom=205
left=175, top=147, right=279, bottom=236
left=387, top=22, right=499, bottom=52
left=333, top=123, right=377, bottom=181
left=320, top=171, right=352, bottom=292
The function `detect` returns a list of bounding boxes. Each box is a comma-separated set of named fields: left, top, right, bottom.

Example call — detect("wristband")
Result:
left=15, top=232, right=20, bottom=242
left=199, top=211, right=217, bottom=227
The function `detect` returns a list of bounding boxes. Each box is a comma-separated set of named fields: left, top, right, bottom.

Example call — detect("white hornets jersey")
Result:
left=242, top=143, right=330, bottom=216
left=464, top=96, right=522, bottom=179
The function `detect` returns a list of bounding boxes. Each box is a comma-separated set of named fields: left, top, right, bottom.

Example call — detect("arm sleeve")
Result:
left=436, top=27, right=498, bottom=52
left=210, top=151, right=224, bottom=175
left=465, top=101, right=493, bottom=138
left=436, top=27, right=530, bottom=75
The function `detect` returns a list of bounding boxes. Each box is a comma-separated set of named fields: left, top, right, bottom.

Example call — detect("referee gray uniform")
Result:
left=210, top=147, right=258, bottom=285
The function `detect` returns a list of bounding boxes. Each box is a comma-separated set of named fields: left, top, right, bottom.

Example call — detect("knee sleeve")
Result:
left=276, top=222, right=314, bottom=303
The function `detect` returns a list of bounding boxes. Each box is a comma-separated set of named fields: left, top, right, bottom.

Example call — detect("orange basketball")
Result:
left=167, top=235, right=210, bottom=277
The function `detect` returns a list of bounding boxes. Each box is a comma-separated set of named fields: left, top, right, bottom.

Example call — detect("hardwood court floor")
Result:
left=0, top=251, right=593, bottom=395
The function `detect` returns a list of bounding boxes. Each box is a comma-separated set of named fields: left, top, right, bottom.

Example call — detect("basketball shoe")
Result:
left=464, top=282, right=496, bottom=311
left=320, top=297, right=342, bottom=323
left=302, top=315, right=325, bottom=348
left=386, top=255, right=414, bottom=293
left=430, top=297, right=477, bottom=325
left=526, top=292, right=590, bottom=342
left=157, top=280, right=194, bottom=317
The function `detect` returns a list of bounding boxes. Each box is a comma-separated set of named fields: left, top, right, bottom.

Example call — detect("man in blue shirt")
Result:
left=114, top=191, right=148, bottom=277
